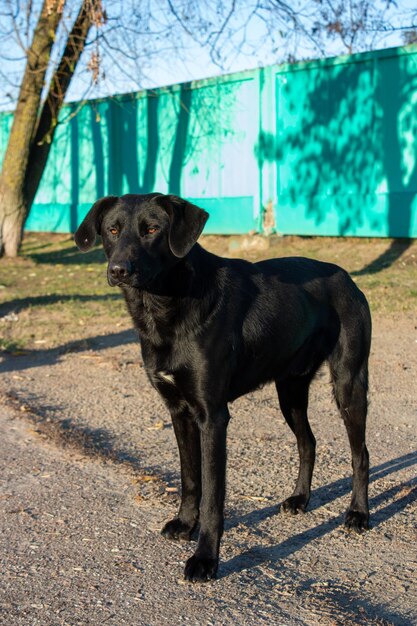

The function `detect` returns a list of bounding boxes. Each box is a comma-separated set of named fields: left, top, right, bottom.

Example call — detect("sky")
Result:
left=0, top=0, right=416, bottom=111
left=65, top=0, right=417, bottom=103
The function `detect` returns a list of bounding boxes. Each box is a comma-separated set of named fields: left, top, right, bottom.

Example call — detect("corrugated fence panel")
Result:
left=272, top=46, right=417, bottom=237
left=0, top=113, right=13, bottom=165
left=273, top=59, right=380, bottom=236
left=25, top=105, right=74, bottom=232
left=1, top=44, right=417, bottom=237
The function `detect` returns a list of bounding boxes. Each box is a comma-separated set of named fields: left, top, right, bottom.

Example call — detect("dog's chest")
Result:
left=141, top=337, right=195, bottom=398
left=154, top=370, right=176, bottom=385
left=148, top=364, right=198, bottom=408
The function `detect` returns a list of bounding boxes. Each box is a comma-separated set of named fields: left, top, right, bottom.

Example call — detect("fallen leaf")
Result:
left=147, top=421, right=165, bottom=430
left=132, top=474, right=158, bottom=484
left=241, top=495, right=271, bottom=502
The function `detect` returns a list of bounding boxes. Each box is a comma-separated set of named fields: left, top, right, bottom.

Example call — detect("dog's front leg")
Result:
left=184, top=406, right=229, bottom=582
left=161, top=407, right=201, bottom=541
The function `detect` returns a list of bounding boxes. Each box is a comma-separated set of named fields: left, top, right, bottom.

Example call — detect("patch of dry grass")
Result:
left=0, top=232, right=416, bottom=352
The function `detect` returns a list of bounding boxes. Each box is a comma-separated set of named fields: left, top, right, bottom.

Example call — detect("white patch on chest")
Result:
left=157, top=371, right=175, bottom=384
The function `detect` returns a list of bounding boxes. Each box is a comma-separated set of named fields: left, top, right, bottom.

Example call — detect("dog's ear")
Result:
left=74, top=196, right=118, bottom=251
left=159, top=195, right=209, bottom=258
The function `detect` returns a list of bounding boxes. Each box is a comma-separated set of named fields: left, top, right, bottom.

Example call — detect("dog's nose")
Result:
left=109, top=261, right=132, bottom=282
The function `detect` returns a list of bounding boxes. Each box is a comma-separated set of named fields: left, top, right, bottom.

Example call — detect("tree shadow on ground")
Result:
left=293, top=576, right=414, bottom=626
left=29, top=243, right=106, bottom=265
left=0, top=328, right=137, bottom=373
left=223, top=451, right=416, bottom=574
left=225, top=450, right=417, bottom=534
left=352, top=239, right=413, bottom=276
left=6, top=389, right=177, bottom=492
left=0, top=292, right=122, bottom=317
left=222, top=462, right=416, bottom=624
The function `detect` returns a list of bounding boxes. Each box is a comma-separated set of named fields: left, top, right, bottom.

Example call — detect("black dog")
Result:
left=75, top=193, right=371, bottom=582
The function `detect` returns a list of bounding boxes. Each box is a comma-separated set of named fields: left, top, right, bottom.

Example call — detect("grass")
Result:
left=0, top=232, right=416, bottom=353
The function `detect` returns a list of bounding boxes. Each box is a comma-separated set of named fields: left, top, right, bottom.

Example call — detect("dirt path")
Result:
left=1, top=313, right=416, bottom=625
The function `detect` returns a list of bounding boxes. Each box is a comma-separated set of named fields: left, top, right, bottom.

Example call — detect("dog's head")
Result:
left=74, top=193, right=209, bottom=288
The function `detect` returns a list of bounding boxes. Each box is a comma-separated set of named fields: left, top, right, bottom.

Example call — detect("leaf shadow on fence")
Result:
left=257, top=49, right=417, bottom=272
left=73, top=82, right=194, bottom=214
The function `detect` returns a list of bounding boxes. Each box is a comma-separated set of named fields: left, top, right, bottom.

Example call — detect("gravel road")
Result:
left=1, top=313, right=416, bottom=625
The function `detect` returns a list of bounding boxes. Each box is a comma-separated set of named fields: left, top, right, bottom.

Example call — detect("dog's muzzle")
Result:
left=108, top=260, right=133, bottom=285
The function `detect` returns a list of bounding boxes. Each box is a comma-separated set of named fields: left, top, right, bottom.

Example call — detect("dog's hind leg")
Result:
left=330, top=351, right=370, bottom=532
left=276, top=377, right=316, bottom=514
left=161, top=406, right=201, bottom=541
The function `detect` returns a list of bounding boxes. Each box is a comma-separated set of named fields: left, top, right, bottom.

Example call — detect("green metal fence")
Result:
left=1, top=44, right=417, bottom=237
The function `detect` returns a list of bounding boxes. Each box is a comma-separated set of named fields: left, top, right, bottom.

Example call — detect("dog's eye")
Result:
left=146, top=226, right=159, bottom=235
left=109, top=227, right=119, bottom=236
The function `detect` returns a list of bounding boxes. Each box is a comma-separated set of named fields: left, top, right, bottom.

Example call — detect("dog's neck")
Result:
left=121, top=244, right=217, bottom=341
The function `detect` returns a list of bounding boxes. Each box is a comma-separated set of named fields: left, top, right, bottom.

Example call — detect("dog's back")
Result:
left=184, top=249, right=371, bottom=402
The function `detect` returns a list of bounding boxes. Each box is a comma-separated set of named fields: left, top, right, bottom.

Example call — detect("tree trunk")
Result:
left=0, top=0, right=63, bottom=257
left=0, top=0, right=98, bottom=257
left=25, top=0, right=96, bottom=208
left=0, top=188, right=27, bottom=258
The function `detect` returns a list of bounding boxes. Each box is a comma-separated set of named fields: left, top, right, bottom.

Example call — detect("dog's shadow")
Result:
left=222, top=450, right=417, bottom=577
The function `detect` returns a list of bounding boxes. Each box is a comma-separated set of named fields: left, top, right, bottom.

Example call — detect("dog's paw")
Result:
left=345, top=510, right=369, bottom=533
left=281, top=494, right=309, bottom=515
left=161, top=518, right=196, bottom=541
left=184, top=554, right=218, bottom=582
